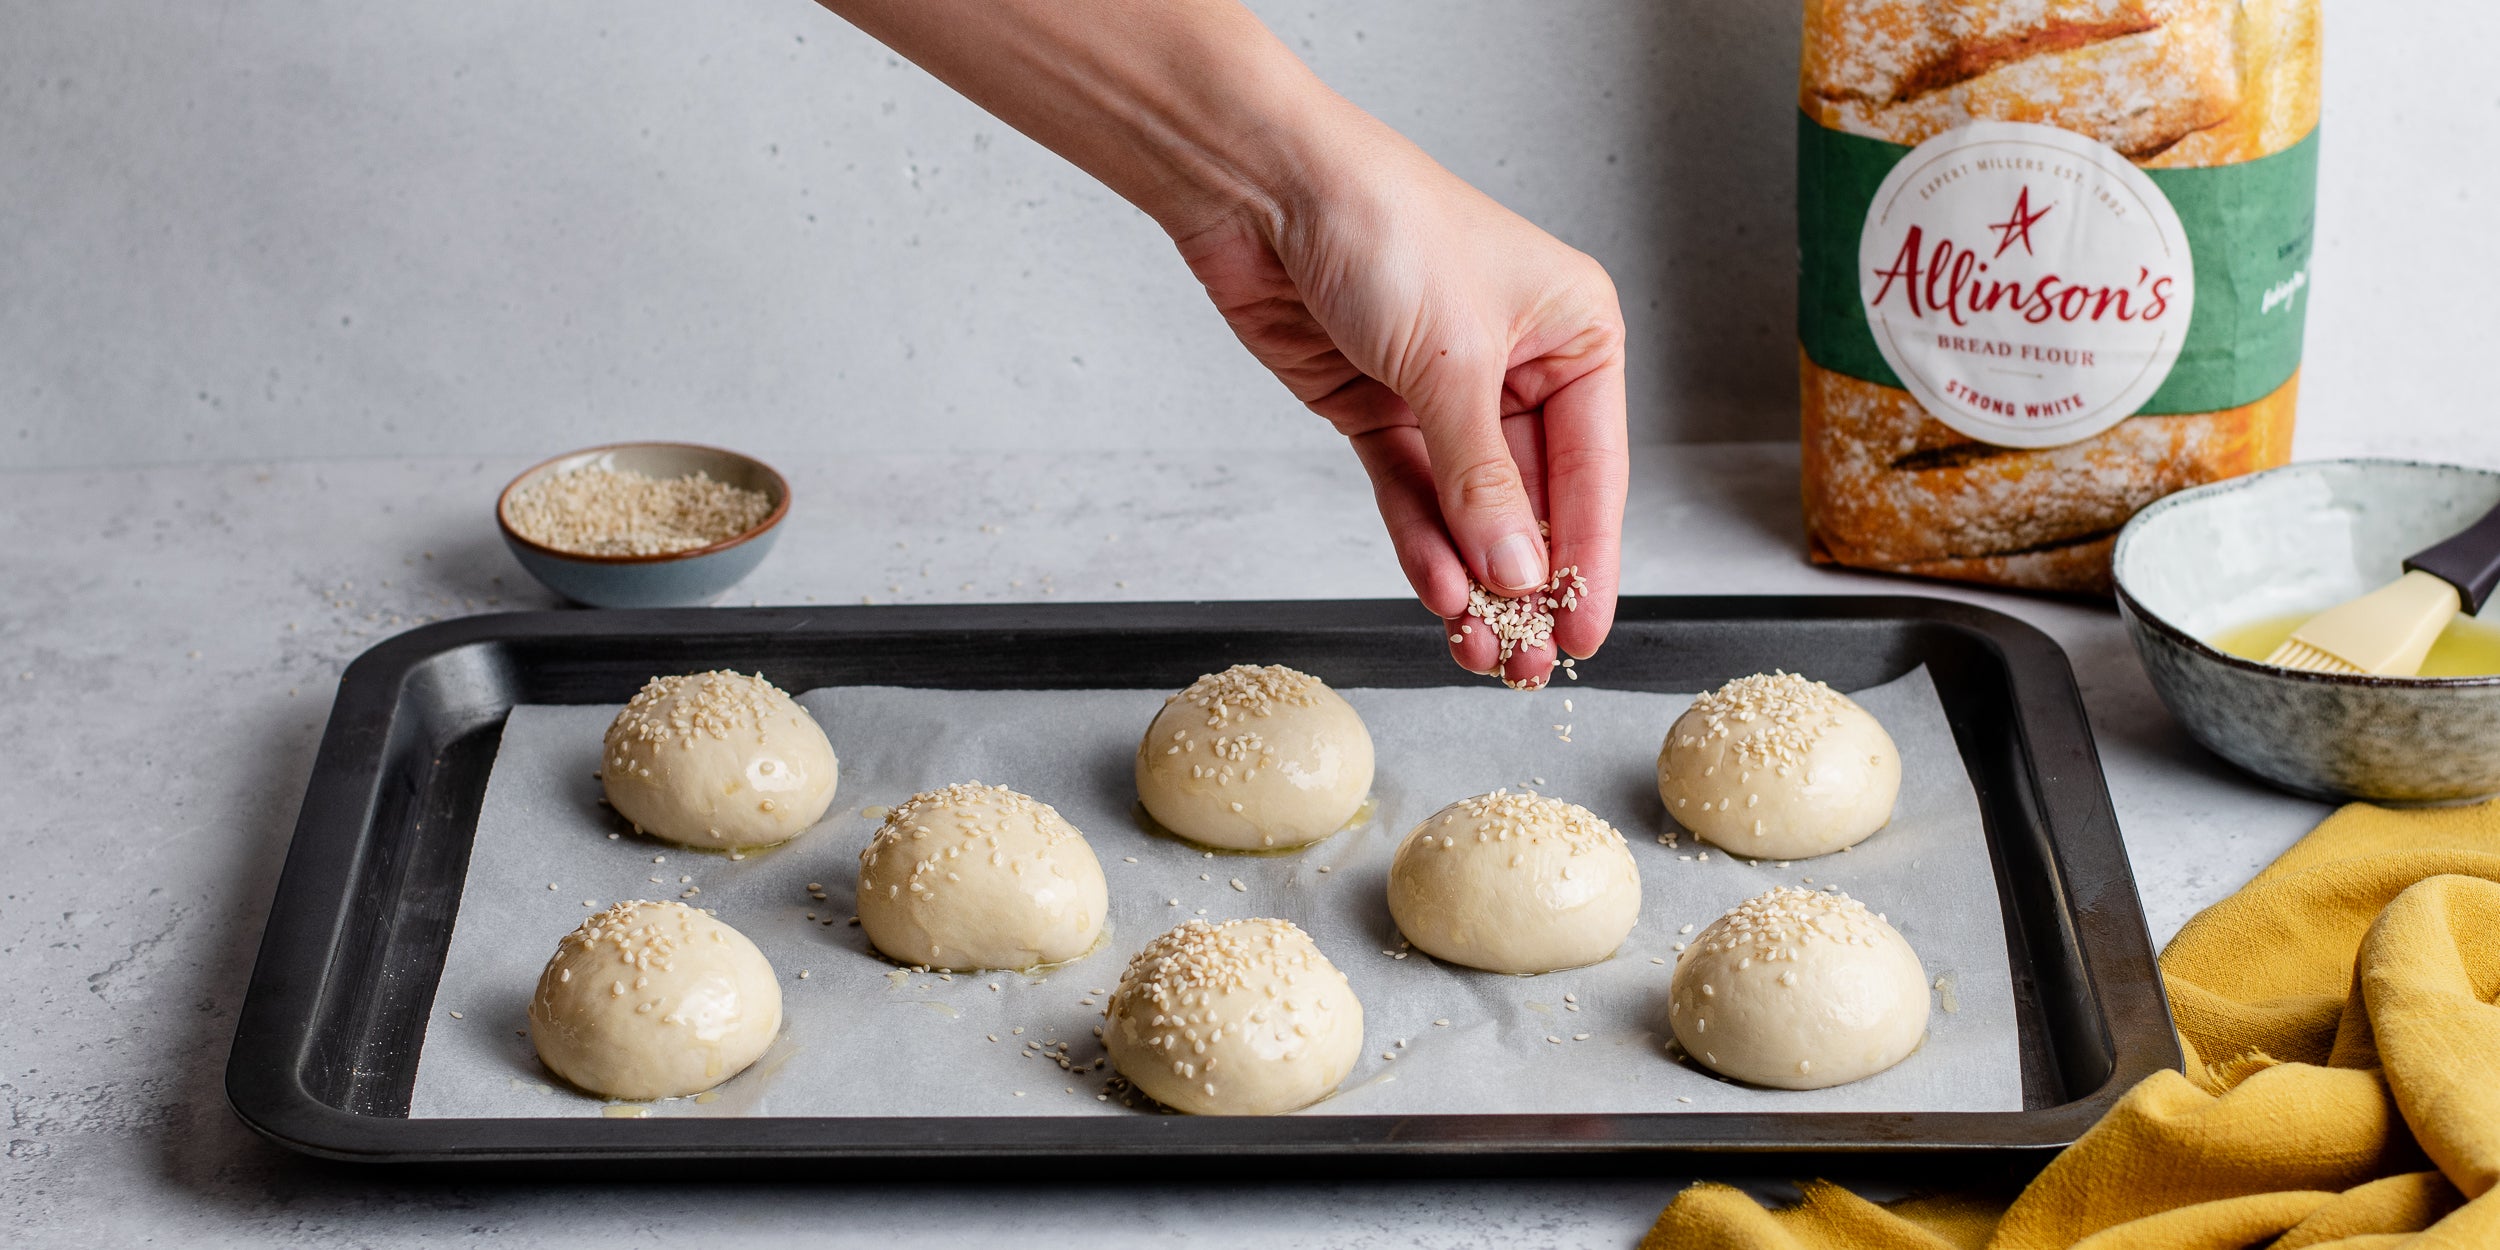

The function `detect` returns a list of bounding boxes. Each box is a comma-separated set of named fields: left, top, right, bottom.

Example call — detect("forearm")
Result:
left=815, top=0, right=1357, bottom=237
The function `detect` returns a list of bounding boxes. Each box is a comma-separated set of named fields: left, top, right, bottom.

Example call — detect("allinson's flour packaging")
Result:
left=1797, top=1, right=2321, bottom=592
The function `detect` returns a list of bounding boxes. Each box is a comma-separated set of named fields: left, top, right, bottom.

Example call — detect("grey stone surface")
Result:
left=3, top=443, right=2336, bottom=1245
left=5, top=1, right=2497, bottom=468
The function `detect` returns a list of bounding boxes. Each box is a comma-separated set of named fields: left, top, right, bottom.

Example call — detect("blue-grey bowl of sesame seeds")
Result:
left=496, top=442, right=790, bottom=608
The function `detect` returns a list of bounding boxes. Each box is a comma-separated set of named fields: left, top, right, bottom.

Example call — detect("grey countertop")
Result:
left=1, top=442, right=2334, bottom=1247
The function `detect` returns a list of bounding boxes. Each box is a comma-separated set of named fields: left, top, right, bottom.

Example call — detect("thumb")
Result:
left=1405, top=352, right=1547, bottom=596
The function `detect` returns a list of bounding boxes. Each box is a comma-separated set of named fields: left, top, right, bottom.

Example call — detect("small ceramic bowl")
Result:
left=2114, top=458, right=2500, bottom=804
left=495, top=442, right=789, bottom=608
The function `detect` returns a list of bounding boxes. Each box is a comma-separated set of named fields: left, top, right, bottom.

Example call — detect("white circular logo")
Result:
left=1859, top=121, right=2194, bottom=449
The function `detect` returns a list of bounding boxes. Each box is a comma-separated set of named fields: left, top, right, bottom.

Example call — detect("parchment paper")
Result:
left=410, top=668, right=2021, bottom=1117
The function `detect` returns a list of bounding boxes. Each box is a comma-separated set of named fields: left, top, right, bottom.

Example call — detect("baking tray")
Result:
left=226, top=596, right=2177, bottom=1174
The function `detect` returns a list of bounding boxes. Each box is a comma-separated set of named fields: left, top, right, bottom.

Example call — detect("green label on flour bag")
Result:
left=1799, top=113, right=2316, bottom=439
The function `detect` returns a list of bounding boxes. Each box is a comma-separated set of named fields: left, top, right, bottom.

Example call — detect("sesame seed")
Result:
left=1545, top=1035, right=1563, bottom=1044
left=1228, top=878, right=1246, bottom=892
left=504, top=465, right=772, bottom=556
left=448, top=1011, right=464, bottom=1019
left=1676, top=1096, right=1692, bottom=1104
left=1572, top=1033, right=1590, bottom=1041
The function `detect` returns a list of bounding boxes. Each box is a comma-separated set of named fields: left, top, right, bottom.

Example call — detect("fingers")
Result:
left=1501, top=410, right=1549, bottom=519
left=1445, top=613, right=1499, bottom=675
left=1406, top=356, right=1549, bottom=597
left=1348, top=427, right=1472, bottom=624
left=1501, top=638, right=1557, bottom=690
left=1536, top=358, right=1629, bottom=660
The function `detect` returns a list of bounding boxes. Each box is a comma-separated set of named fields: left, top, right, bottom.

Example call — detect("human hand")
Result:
left=1168, top=120, right=1627, bottom=688
left=810, top=1, right=1627, bottom=685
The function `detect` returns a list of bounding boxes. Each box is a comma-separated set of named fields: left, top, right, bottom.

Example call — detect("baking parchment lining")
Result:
left=409, top=668, right=2020, bottom=1117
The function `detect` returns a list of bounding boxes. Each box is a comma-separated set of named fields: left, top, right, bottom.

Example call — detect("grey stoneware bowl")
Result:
left=495, top=442, right=788, bottom=609
left=2114, top=458, right=2500, bottom=804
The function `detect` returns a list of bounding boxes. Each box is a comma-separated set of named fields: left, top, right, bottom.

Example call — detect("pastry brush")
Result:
left=2267, top=497, right=2500, bottom=676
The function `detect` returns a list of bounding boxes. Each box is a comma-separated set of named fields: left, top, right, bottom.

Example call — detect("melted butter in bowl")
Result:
left=2209, top=612, right=2500, bottom=679
left=2115, top=459, right=2500, bottom=803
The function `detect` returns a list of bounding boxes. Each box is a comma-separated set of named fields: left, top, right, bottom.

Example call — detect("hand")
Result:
left=1169, top=123, right=1627, bottom=688
left=810, top=0, right=1628, bottom=685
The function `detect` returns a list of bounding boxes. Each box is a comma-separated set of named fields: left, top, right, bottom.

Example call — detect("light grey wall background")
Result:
left=3, top=1, right=2489, bottom=470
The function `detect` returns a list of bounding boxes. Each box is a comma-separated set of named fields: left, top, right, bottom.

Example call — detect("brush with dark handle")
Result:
left=2404, top=498, right=2500, bottom=615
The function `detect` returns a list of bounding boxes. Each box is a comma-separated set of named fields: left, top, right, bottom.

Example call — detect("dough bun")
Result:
left=1668, top=886, right=1928, bottom=1090
left=1658, top=671, right=1900, bottom=859
left=1134, top=664, right=1373, bottom=851
left=528, top=900, right=782, bottom=1101
left=602, top=670, right=839, bottom=849
left=1386, top=790, right=1642, bottom=974
left=856, top=781, right=1109, bottom=972
left=1102, top=918, right=1362, bottom=1115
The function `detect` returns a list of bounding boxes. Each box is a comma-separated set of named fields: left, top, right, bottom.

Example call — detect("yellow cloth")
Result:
left=1645, top=799, right=2500, bottom=1249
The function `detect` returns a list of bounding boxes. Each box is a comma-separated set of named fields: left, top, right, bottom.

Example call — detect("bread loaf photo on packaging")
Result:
left=1797, top=0, right=2321, bottom=593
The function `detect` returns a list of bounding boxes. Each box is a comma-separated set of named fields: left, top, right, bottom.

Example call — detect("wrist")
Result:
left=1123, top=28, right=1366, bottom=245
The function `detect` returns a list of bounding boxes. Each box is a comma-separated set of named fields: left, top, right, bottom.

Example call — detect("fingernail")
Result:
left=1488, top=533, right=1546, bottom=593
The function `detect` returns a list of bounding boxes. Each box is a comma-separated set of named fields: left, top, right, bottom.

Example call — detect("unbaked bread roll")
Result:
left=1102, top=918, right=1362, bottom=1115
left=1658, top=672, right=1900, bottom=860
left=1134, top=664, right=1373, bottom=851
left=528, top=900, right=782, bottom=1101
left=1386, top=790, right=1641, bottom=974
left=601, top=671, right=838, bottom=849
left=1668, top=886, right=1929, bottom=1089
left=855, top=781, right=1108, bottom=971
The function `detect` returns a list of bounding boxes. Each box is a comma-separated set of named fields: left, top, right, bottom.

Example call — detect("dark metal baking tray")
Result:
left=226, top=596, right=2175, bottom=1174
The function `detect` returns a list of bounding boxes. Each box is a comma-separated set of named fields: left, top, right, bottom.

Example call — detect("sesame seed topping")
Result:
left=1461, top=556, right=1591, bottom=690
left=1170, top=664, right=1331, bottom=727
left=1419, top=789, right=1626, bottom=855
left=1677, top=671, right=1861, bottom=772
left=503, top=464, right=772, bottom=556
left=1689, top=885, right=1894, bottom=963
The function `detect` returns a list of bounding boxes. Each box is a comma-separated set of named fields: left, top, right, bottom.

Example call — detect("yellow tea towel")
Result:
left=1645, top=799, right=2500, bottom=1249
